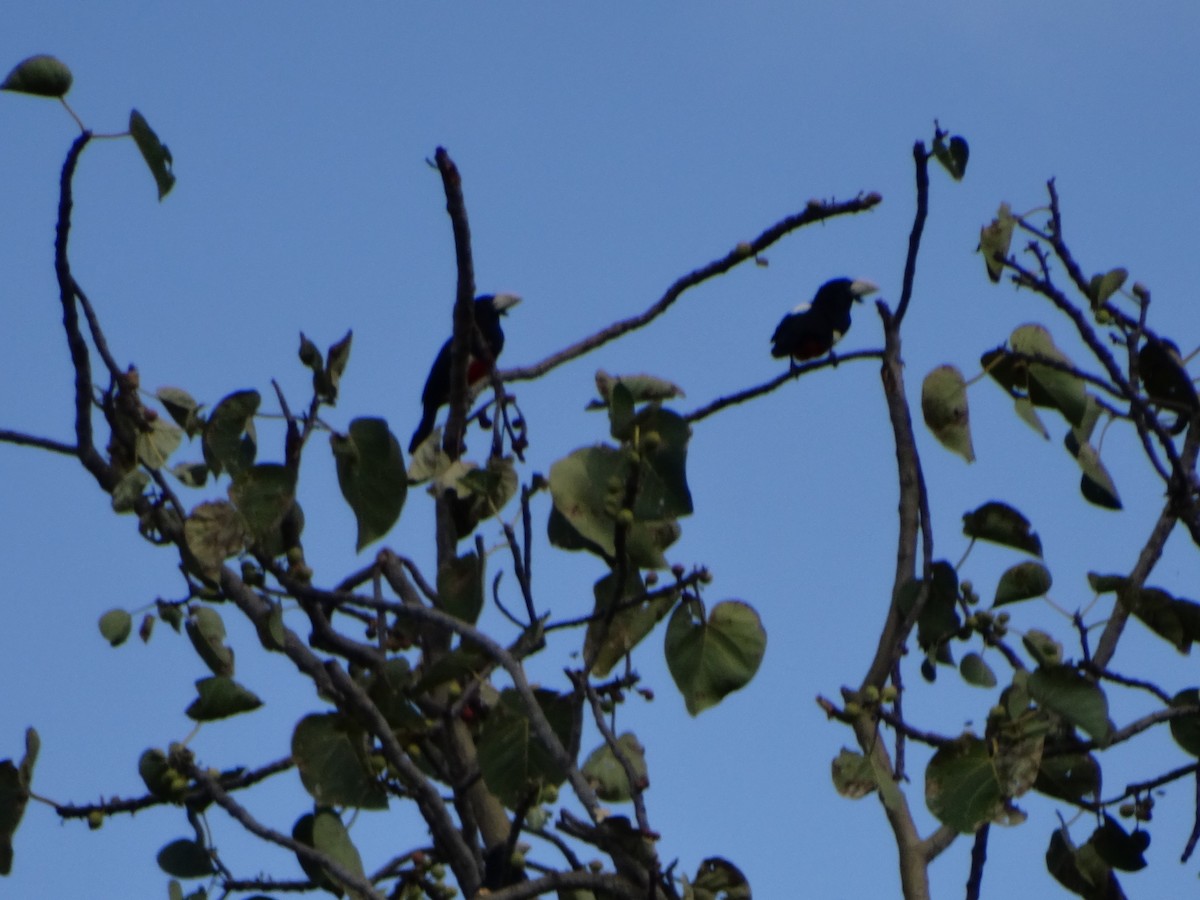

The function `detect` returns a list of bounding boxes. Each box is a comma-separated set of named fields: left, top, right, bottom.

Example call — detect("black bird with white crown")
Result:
left=770, top=277, right=878, bottom=366
left=409, top=293, right=521, bottom=453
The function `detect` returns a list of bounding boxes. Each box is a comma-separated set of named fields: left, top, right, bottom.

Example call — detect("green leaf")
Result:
left=1090, top=815, right=1148, bottom=872
left=183, top=500, right=246, bottom=579
left=330, top=417, right=407, bottom=551
left=585, top=571, right=676, bottom=677
left=477, top=689, right=579, bottom=809
left=1028, top=666, right=1111, bottom=745
left=186, top=606, right=234, bottom=677
left=157, top=599, right=184, bottom=632
left=962, top=501, right=1042, bottom=557
left=979, top=202, right=1015, bottom=282
left=292, top=811, right=345, bottom=897
left=898, top=562, right=960, bottom=654
left=1169, top=689, right=1200, bottom=756
left=170, top=461, right=208, bottom=488
left=994, top=561, right=1053, bottom=606
left=98, top=608, right=133, bottom=647
left=1022, top=630, right=1063, bottom=668
left=444, top=455, right=518, bottom=536
left=367, top=659, right=424, bottom=735
left=1046, top=827, right=1122, bottom=899
left=298, top=331, right=322, bottom=367
left=185, top=676, right=263, bottom=721
left=129, top=109, right=176, bottom=200
left=1064, top=432, right=1122, bottom=510
left=981, top=347, right=1053, bottom=439
left=139, top=748, right=186, bottom=803
left=921, top=365, right=974, bottom=462
left=831, top=748, right=877, bottom=799
left=311, top=807, right=366, bottom=884
left=925, top=735, right=1002, bottom=833
left=582, top=733, right=647, bottom=803
left=1, top=55, right=72, bottom=98
left=592, top=369, right=686, bottom=408
left=291, top=714, right=388, bottom=810
left=137, top=417, right=183, bottom=469
left=959, top=652, right=997, bottom=688
left=156, top=838, right=214, bottom=878
left=202, top=390, right=259, bottom=478
left=632, top=406, right=694, bottom=518
left=1109, top=582, right=1198, bottom=652
left=1012, top=396, right=1051, bottom=440
left=607, top=382, right=636, bottom=441
left=111, top=469, right=150, bottom=513
left=1035, top=751, right=1100, bottom=804
left=229, top=463, right=297, bottom=550
left=548, top=445, right=680, bottom=568
left=156, top=387, right=203, bottom=435
left=1087, top=268, right=1127, bottom=307
left=323, top=330, right=353, bottom=404
left=1011, top=324, right=1089, bottom=428
left=665, top=599, right=766, bottom=715
left=132, top=612, right=162, bottom=649
left=933, top=133, right=969, bottom=180
left=0, top=729, right=39, bottom=875
left=436, top=552, right=483, bottom=624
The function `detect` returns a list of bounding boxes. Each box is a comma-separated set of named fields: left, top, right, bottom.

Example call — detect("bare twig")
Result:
left=964, top=823, right=989, bottom=900
left=187, top=764, right=386, bottom=900
left=684, top=349, right=884, bottom=424
left=0, top=429, right=78, bottom=455
left=501, top=194, right=882, bottom=383
left=434, top=146, right=477, bottom=462
left=54, top=131, right=116, bottom=491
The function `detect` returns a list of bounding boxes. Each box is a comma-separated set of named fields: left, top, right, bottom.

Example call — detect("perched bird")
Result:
left=409, top=293, right=521, bottom=453
left=771, top=278, right=879, bottom=365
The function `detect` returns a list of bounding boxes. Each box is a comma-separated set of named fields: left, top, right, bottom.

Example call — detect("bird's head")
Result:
left=846, top=278, right=879, bottom=303
left=489, top=293, right=522, bottom=315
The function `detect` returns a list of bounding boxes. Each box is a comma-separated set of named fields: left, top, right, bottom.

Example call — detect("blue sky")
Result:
left=3, top=4, right=1200, bottom=898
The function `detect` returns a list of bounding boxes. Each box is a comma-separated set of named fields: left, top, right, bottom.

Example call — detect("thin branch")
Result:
left=921, top=824, right=958, bottom=863
left=579, top=675, right=653, bottom=836
left=54, top=131, right=115, bottom=491
left=876, top=708, right=953, bottom=749
left=1091, top=499, right=1178, bottom=669
left=484, top=870, right=645, bottom=900
left=435, top=146, right=477, bottom=462
left=1070, top=704, right=1200, bottom=753
left=304, top=566, right=606, bottom=825
left=964, top=823, right=989, bottom=900
left=684, top=349, right=884, bottom=424
left=0, top=429, right=78, bottom=455
left=187, top=764, right=386, bottom=900
left=501, top=193, right=882, bottom=383
left=1183, top=768, right=1200, bottom=863
left=852, top=139, right=936, bottom=900
left=893, top=141, right=929, bottom=326
left=216, top=567, right=482, bottom=893
left=1089, top=666, right=1173, bottom=704
left=72, top=278, right=123, bottom=382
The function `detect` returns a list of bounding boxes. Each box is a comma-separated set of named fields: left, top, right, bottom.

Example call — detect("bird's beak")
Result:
left=492, top=293, right=522, bottom=314
left=849, top=279, right=879, bottom=301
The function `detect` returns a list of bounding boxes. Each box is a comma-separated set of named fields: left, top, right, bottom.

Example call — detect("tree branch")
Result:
left=54, top=131, right=116, bottom=491
left=435, top=146, right=477, bottom=462
left=0, top=429, right=78, bottom=455
left=684, top=349, right=884, bottom=424
left=187, top=763, right=386, bottom=900
left=501, top=193, right=882, bottom=383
